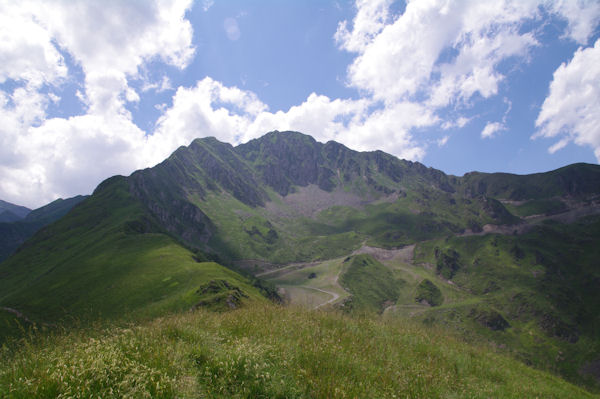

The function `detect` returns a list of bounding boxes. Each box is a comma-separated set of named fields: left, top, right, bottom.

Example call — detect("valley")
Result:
left=1, top=131, right=599, bottom=396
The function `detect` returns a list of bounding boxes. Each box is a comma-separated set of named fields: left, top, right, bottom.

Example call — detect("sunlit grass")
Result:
left=1, top=305, right=595, bottom=398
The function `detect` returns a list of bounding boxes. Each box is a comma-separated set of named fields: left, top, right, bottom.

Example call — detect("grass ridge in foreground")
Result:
left=1, top=305, right=597, bottom=398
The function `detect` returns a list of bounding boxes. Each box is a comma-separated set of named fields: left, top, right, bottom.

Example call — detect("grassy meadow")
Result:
left=1, top=304, right=597, bottom=398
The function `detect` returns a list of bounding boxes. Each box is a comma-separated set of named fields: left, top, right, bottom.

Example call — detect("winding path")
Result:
left=304, top=286, right=340, bottom=309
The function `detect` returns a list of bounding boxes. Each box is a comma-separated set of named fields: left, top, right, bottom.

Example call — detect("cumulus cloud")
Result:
left=202, top=0, right=214, bottom=12
left=35, top=0, right=195, bottom=115
left=0, top=3, right=67, bottom=88
left=2, top=0, right=600, bottom=208
left=0, top=0, right=194, bottom=207
left=548, top=0, right=600, bottom=45
left=337, top=1, right=600, bottom=108
left=334, top=0, right=600, bottom=158
left=442, top=116, right=470, bottom=130
left=534, top=39, right=600, bottom=160
left=348, top=0, right=600, bottom=109
left=148, top=77, right=268, bottom=163
left=151, top=80, right=430, bottom=161
left=4, top=114, right=148, bottom=202
left=334, top=0, right=392, bottom=53
left=245, top=93, right=371, bottom=145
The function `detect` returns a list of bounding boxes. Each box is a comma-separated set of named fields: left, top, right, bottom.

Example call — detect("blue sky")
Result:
left=1, top=0, right=599, bottom=208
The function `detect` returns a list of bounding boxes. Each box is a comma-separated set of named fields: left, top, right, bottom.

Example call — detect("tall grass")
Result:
left=1, top=305, right=595, bottom=398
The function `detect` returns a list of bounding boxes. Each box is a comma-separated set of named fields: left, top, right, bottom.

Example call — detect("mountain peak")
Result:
left=0, top=199, right=31, bottom=220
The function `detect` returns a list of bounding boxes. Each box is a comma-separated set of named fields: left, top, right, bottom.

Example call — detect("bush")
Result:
left=415, top=279, right=443, bottom=306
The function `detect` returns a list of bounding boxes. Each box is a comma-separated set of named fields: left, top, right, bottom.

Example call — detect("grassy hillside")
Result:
left=502, top=198, right=566, bottom=217
left=460, top=162, right=600, bottom=200
left=2, top=131, right=600, bottom=395
left=339, top=254, right=403, bottom=312
left=1, top=305, right=596, bottom=398
left=412, top=216, right=600, bottom=389
left=0, top=176, right=266, bottom=340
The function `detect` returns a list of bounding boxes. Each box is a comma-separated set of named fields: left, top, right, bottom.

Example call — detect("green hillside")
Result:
left=338, top=254, right=403, bottom=312
left=1, top=305, right=596, bottom=398
left=459, top=162, right=600, bottom=200
left=0, top=176, right=266, bottom=337
left=412, top=216, right=600, bottom=389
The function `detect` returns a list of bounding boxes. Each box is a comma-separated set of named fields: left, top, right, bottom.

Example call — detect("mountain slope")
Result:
left=0, top=195, right=87, bottom=262
left=0, top=200, right=30, bottom=222
left=0, top=176, right=266, bottom=335
left=122, top=131, right=599, bottom=267
left=3, top=131, right=599, bottom=320
left=1, top=130, right=600, bottom=392
left=460, top=163, right=600, bottom=200
left=410, top=216, right=600, bottom=387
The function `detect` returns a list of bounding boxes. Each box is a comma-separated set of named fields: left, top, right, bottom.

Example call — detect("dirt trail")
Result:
left=255, top=261, right=320, bottom=278
left=312, top=256, right=349, bottom=309
left=268, top=257, right=348, bottom=309
left=306, top=287, right=340, bottom=309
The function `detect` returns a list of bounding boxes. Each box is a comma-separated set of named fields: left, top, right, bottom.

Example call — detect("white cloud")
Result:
left=437, top=135, right=449, bottom=147
left=342, top=101, right=435, bottom=159
left=2, top=0, right=600, bottom=208
left=334, top=0, right=600, bottom=157
left=152, top=80, right=430, bottom=161
left=245, top=93, right=371, bottom=145
left=548, top=0, right=600, bottom=45
left=142, top=76, right=173, bottom=93
left=334, top=0, right=393, bottom=53
left=442, top=116, right=470, bottom=130
left=534, top=39, right=600, bottom=160
left=0, top=3, right=67, bottom=88
left=35, top=0, right=194, bottom=115
left=336, top=1, right=546, bottom=106
left=0, top=112, right=148, bottom=208
left=0, top=0, right=195, bottom=208
left=481, top=121, right=505, bottom=139
left=149, top=77, right=268, bottom=163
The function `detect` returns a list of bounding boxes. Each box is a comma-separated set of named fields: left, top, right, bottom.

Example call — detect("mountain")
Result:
left=0, top=200, right=30, bottom=223
left=0, top=177, right=269, bottom=333
left=127, top=131, right=529, bottom=265
left=0, top=195, right=88, bottom=262
left=460, top=162, right=600, bottom=200
left=1, top=130, right=599, bottom=393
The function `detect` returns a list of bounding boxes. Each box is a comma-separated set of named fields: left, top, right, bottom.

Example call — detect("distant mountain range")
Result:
left=1, top=131, right=599, bottom=391
left=0, top=200, right=30, bottom=223
left=0, top=196, right=87, bottom=262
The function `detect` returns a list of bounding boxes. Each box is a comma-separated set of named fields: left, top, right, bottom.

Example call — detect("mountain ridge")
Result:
left=0, top=199, right=30, bottom=222
left=1, top=130, right=599, bottom=393
left=0, top=195, right=87, bottom=262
